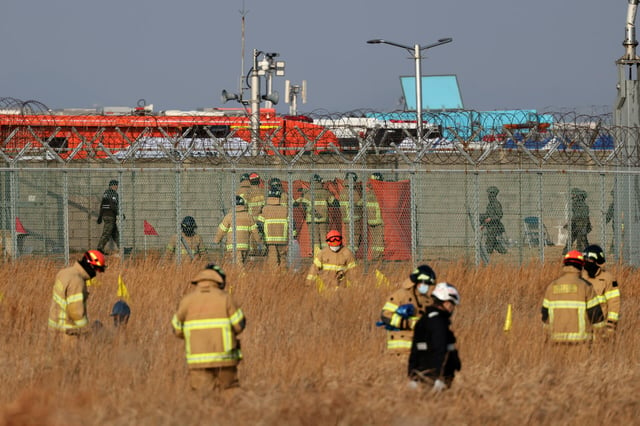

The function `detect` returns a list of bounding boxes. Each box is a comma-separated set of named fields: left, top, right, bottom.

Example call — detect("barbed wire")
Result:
left=0, top=98, right=637, bottom=167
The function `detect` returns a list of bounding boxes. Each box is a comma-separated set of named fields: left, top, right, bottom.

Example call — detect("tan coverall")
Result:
left=306, top=245, right=357, bottom=289
left=48, top=262, right=91, bottom=350
left=258, top=196, right=289, bottom=266
left=338, top=184, right=363, bottom=251
left=297, top=182, right=335, bottom=253
left=214, top=205, right=263, bottom=264
left=365, top=184, right=384, bottom=261
left=541, top=266, right=605, bottom=343
left=380, top=280, right=432, bottom=354
left=245, top=185, right=265, bottom=221
left=166, top=233, right=206, bottom=259
left=172, top=269, right=246, bottom=394
left=582, top=268, right=621, bottom=331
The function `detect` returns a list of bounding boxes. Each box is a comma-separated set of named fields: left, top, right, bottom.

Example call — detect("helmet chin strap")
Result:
left=79, top=258, right=97, bottom=278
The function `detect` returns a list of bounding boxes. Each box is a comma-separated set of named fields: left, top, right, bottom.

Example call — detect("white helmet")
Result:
left=431, top=282, right=460, bottom=305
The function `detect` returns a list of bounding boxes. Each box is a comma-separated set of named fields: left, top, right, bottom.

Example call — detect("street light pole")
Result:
left=413, top=43, right=423, bottom=142
left=367, top=37, right=452, bottom=143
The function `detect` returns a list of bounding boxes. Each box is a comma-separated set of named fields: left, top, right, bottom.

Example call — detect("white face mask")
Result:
left=417, top=283, right=429, bottom=295
left=329, top=245, right=341, bottom=252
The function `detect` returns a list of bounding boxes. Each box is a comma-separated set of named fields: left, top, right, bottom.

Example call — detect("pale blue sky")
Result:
left=0, top=1, right=623, bottom=114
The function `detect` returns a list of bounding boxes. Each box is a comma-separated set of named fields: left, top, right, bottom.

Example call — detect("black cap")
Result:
left=109, top=179, right=119, bottom=186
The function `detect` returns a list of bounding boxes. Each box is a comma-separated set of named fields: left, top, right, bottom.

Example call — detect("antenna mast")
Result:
left=239, top=1, right=249, bottom=98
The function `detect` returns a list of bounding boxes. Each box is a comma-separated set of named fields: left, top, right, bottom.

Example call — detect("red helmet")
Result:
left=249, top=172, right=260, bottom=184
left=84, top=250, right=106, bottom=272
left=563, top=250, right=584, bottom=269
left=326, top=230, right=342, bottom=247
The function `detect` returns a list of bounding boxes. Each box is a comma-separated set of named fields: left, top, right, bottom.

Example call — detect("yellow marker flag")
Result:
left=117, top=274, right=130, bottom=302
left=375, top=269, right=390, bottom=288
left=316, top=277, right=326, bottom=294
left=503, top=304, right=512, bottom=332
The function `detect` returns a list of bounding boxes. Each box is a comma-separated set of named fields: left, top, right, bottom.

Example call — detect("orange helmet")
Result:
left=326, top=230, right=342, bottom=247
left=563, top=250, right=584, bottom=269
left=84, top=249, right=106, bottom=272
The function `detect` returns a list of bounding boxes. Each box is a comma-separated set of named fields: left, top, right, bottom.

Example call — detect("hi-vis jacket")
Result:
left=582, top=268, right=621, bottom=325
left=306, top=246, right=357, bottom=288
left=245, top=185, right=265, bottom=220
left=365, top=187, right=383, bottom=226
left=258, top=196, right=289, bottom=245
left=48, top=262, right=90, bottom=334
left=541, top=266, right=605, bottom=343
left=166, top=233, right=206, bottom=258
left=172, top=269, right=246, bottom=369
left=297, top=182, right=334, bottom=224
left=214, top=204, right=263, bottom=251
left=380, top=280, right=432, bottom=353
left=338, top=184, right=362, bottom=223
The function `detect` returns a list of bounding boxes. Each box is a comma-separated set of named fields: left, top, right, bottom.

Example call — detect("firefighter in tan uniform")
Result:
left=235, top=173, right=251, bottom=200
left=306, top=230, right=357, bottom=290
left=366, top=173, right=385, bottom=261
left=582, top=244, right=621, bottom=337
left=379, top=265, right=436, bottom=356
left=541, top=250, right=605, bottom=343
left=213, top=196, right=263, bottom=264
left=297, top=174, right=335, bottom=253
left=258, top=189, right=290, bottom=266
left=48, top=250, right=107, bottom=346
left=166, top=216, right=206, bottom=260
left=338, top=172, right=363, bottom=252
left=245, top=172, right=265, bottom=222
left=269, top=177, right=288, bottom=207
left=172, top=264, right=246, bottom=396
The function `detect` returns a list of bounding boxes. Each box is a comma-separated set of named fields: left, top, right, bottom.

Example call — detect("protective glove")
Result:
left=396, top=303, right=415, bottom=319
left=407, top=380, right=420, bottom=390
left=375, top=321, right=399, bottom=331
left=97, top=216, right=102, bottom=225
left=432, top=379, right=447, bottom=393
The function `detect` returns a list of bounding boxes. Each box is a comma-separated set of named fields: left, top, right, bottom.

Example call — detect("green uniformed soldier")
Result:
left=482, top=186, right=507, bottom=255
left=563, top=188, right=591, bottom=254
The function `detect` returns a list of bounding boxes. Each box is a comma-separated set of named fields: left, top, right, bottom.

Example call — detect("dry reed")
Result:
left=0, top=254, right=638, bottom=425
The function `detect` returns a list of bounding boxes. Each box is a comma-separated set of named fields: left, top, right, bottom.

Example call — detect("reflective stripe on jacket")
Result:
left=259, top=199, right=289, bottom=244
left=213, top=205, right=262, bottom=251
left=172, top=281, right=246, bottom=369
left=541, top=266, right=605, bottom=342
left=306, top=246, right=357, bottom=288
left=380, top=280, right=432, bottom=353
left=48, top=262, right=90, bottom=333
left=582, top=269, right=621, bottom=323
left=366, top=192, right=383, bottom=226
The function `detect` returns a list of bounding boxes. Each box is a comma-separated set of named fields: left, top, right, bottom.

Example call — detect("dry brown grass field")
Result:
left=0, top=253, right=639, bottom=426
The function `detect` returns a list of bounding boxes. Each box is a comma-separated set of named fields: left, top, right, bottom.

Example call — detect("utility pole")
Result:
left=250, top=49, right=261, bottom=156
left=239, top=1, right=249, bottom=99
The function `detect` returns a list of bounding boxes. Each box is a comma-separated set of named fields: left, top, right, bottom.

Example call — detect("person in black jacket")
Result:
left=97, top=179, right=120, bottom=253
left=408, top=282, right=461, bottom=392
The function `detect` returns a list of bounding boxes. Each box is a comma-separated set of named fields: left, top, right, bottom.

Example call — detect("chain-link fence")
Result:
left=1, top=104, right=640, bottom=267
left=0, top=166, right=633, bottom=268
